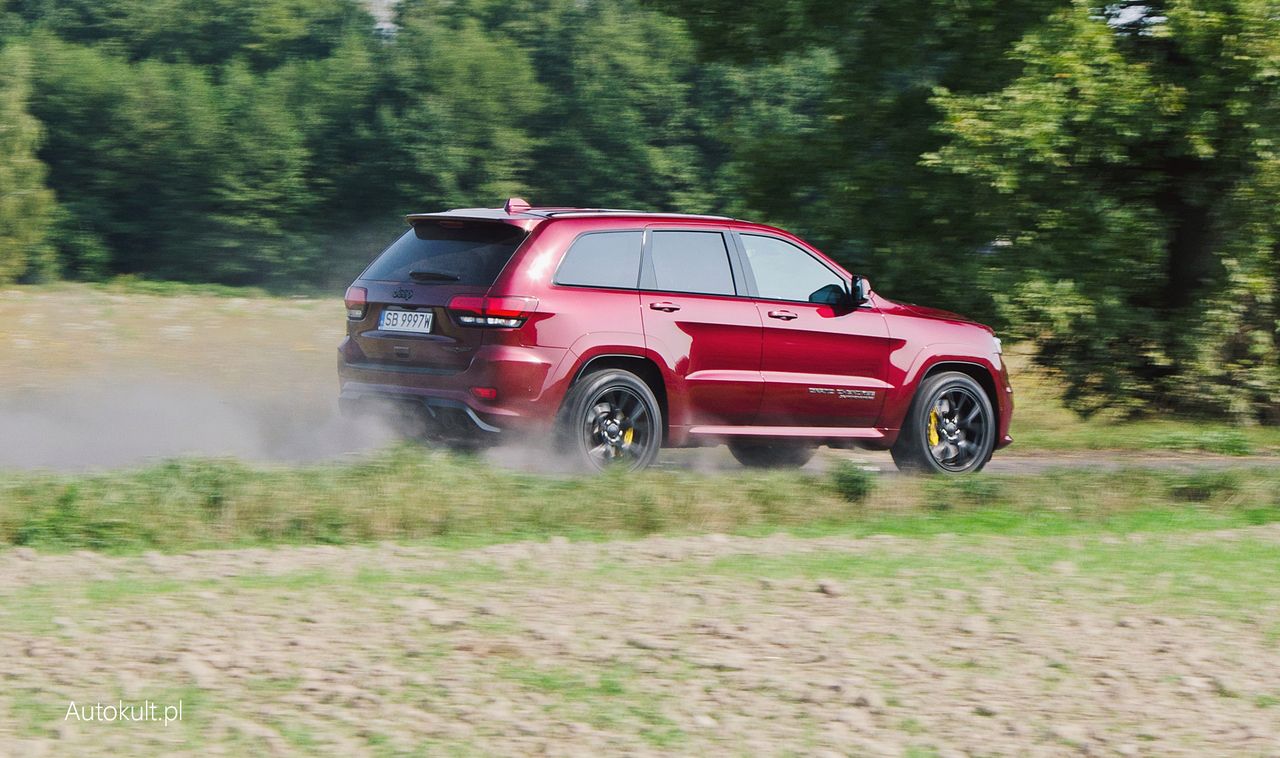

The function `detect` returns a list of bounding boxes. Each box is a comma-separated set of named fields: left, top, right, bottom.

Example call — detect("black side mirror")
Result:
left=809, top=283, right=849, bottom=308
left=851, top=276, right=869, bottom=305
left=809, top=278, right=868, bottom=312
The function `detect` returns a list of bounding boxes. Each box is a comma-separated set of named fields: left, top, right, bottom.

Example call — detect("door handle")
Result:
left=649, top=302, right=681, bottom=312
left=767, top=309, right=799, bottom=321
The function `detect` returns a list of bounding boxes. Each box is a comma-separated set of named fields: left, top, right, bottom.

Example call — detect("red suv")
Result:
left=339, top=199, right=1013, bottom=473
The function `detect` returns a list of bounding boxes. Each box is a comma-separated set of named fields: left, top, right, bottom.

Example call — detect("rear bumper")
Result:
left=336, top=339, right=569, bottom=434
left=339, top=388, right=502, bottom=435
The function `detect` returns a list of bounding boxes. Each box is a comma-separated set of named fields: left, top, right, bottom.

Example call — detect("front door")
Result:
left=737, top=232, right=892, bottom=428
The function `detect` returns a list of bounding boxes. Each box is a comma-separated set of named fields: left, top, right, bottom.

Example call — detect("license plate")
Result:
left=379, top=309, right=433, bottom=334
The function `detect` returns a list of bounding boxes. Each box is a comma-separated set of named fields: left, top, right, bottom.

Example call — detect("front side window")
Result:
left=741, top=234, right=845, bottom=303
left=645, top=231, right=735, bottom=296
left=554, top=231, right=643, bottom=289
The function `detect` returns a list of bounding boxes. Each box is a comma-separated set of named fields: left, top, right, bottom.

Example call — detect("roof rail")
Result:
left=412, top=204, right=736, bottom=222
left=540, top=209, right=734, bottom=220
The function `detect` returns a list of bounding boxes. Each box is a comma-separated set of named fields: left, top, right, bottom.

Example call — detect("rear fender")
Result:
left=555, top=340, right=689, bottom=444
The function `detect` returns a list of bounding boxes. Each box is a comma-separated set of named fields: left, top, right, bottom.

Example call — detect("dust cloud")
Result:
left=0, top=378, right=396, bottom=471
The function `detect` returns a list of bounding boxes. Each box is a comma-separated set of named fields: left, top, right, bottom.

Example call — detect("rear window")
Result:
left=554, top=231, right=642, bottom=289
left=361, top=221, right=528, bottom=285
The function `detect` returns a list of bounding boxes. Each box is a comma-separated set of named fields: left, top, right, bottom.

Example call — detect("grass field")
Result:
left=1003, top=343, right=1280, bottom=455
left=1, top=447, right=1277, bottom=553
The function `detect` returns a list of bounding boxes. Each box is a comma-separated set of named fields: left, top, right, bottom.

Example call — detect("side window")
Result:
left=741, top=234, right=845, bottom=303
left=554, top=231, right=642, bottom=289
left=645, top=231, right=736, bottom=296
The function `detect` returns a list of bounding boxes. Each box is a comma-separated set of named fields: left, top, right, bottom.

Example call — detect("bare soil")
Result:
left=2, top=528, right=1278, bottom=756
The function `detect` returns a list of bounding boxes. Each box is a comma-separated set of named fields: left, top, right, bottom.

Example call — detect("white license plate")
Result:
left=379, top=309, right=433, bottom=334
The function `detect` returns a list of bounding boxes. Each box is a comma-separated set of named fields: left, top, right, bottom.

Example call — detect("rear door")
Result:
left=352, top=219, right=528, bottom=372
left=639, top=227, right=763, bottom=428
left=737, top=231, right=892, bottom=427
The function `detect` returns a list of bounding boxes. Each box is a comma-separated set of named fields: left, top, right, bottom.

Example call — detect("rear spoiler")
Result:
left=406, top=209, right=539, bottom=227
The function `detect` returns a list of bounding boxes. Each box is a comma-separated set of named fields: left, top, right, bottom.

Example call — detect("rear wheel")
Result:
left=890, top=371, right=995, bottom=474
left=558, top=369, right=662, bottom=472
left=728, top=439, right=816, bottom=469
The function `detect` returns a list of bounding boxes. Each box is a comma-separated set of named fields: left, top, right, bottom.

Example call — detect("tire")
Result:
left=890, top=371, right=995, bottom=474
left=558, top=369, right=662, bottom=472
left=727, top=439, right=816, bottom=469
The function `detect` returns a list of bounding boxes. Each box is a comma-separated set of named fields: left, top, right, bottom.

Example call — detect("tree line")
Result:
left=0, top=0, right=1276, bottom=422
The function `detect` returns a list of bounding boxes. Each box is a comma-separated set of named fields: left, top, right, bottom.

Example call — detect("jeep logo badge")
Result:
left=392, top=288, right=414, bottom=300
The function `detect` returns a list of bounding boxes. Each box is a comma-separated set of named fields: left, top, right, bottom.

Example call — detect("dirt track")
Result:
left=3, top=527, right=1279, bottom=756
left=648, top=446, right=1280, bottom=476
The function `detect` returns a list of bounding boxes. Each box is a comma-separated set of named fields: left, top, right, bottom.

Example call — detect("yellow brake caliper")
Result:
left=927, top=409, right=941, bottom=446
left=623, top=427, right=634, bottom=446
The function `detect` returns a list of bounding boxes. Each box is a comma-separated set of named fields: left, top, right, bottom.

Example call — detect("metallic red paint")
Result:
left=338, top=204, right=1014, bottom=452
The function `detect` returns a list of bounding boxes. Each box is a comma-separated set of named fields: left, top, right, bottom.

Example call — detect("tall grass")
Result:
left=1, top=445, right=1277, bottom=553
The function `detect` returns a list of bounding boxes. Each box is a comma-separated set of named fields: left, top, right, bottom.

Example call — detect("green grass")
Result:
left=1, top=446, right=1278, bottom=554
left=702, top=535, right=1280, bottom=614
left=26, top=275, right=343, bottom=300
left=498, top=662, right=686, bottom=748
left=1013, top=418, right=1279, bottom=455
left=1005, top=350, right=1280, bottom=455
left=89, top=276, right=278, bottom=299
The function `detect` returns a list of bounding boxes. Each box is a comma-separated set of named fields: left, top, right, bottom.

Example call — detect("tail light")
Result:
left=447, top=295, right=538, bottom=328
left=344, top=286, right=367, bottom=319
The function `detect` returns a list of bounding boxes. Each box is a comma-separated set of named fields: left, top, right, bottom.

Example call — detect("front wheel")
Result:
left=558, top=369, right=662, bottom=472
left=890, top=371, right=995, bottom=474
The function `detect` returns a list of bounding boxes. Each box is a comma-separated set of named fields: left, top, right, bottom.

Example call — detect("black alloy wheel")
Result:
left=891, top=371, right=995, bottom=474
left=560, top=369, right=662, bottom=471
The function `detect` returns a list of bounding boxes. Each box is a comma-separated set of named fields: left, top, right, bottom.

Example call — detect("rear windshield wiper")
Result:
left=408, top=269, right=461, bottom=282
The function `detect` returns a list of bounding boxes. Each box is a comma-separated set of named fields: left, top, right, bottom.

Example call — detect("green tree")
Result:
left=29, top=36, right=317, bottom=284
left=8, top=0, right=373, bottom=69
left=652, top=0, right=1065, bottom=320
left=930, top=1, right=1280, bottom=421
left=273, top=32, right=390, bottom=221
left=515, top=0, right=715, bottom=211
left=0, top=43, right=57, bottom=284
left=193, top=61, right=315, bottom=284
left=380, top=12, right=543, bottom=207
left=397, top=0, right=724, bottom=212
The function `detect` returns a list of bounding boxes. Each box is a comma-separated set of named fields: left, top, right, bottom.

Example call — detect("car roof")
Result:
left=401, top=199, right=844, bottom=274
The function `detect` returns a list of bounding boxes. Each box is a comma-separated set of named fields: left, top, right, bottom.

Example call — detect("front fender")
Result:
left=881, top=343, right=1008, bottom=433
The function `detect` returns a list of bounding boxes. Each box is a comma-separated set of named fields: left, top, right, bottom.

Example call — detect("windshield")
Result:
left=361, top=220, right=529, bottom=285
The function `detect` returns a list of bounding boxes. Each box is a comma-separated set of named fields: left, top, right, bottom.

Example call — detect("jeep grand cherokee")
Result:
left=339, top=198, right=1013, bottom=473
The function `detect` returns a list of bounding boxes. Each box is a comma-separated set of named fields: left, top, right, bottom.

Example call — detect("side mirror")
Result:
left=809, top=278, right=868, bottom=312
left=851, top=276, right=869, bottom=306
left=809, top=283, right=850, bottom=308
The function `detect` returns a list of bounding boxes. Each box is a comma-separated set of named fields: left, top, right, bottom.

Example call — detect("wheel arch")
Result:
left=919, top=361, right=1001, bottom=431
left=572, top=353, right=670, bottom=444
